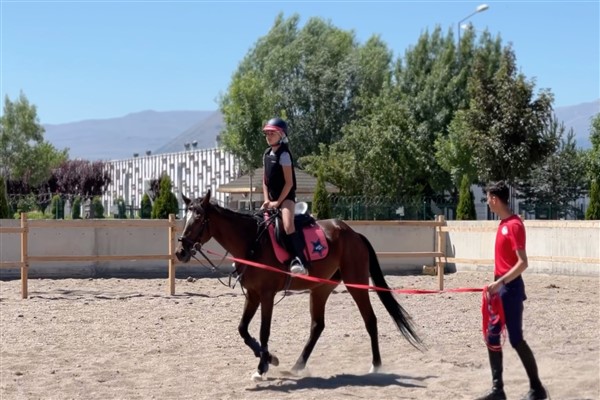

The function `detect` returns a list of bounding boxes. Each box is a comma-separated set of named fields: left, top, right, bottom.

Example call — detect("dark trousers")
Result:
left=487, top=276, right=527, bottom=348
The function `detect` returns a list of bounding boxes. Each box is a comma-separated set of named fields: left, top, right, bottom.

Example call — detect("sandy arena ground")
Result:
left=1, top=271, right=598, bottom=400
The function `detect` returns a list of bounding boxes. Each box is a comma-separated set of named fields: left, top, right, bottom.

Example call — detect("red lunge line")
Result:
left=481, top=286, right=506, bottom=351
left=204, top=248, right=484, bottom=295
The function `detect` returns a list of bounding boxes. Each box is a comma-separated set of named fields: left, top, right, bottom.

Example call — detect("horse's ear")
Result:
left=182, top=194, right=191, bottom=206
left=201, top=189, right=211, bottom=207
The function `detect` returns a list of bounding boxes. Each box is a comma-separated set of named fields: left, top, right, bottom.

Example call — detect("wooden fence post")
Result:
left=21, top=212, right=28, bottom=299
left=436, top=215, right=446, bottom=291
left=168, top=214, right=176, bottom=295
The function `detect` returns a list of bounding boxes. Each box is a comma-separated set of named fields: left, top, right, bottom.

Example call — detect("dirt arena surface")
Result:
left=1, top=271, right=598, bottom=400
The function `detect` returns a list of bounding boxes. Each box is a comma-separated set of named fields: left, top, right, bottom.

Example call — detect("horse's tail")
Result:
left=359, top=233, right=424, bottom=351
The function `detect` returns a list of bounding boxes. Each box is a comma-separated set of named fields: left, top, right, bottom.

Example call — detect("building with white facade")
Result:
left=102, top=148, right=240, bottom=218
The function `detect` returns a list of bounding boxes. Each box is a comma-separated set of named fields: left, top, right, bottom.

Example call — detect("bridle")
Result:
left=177, top=203, right=215, bottom=269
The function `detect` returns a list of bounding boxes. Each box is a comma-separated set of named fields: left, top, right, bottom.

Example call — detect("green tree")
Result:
left=48, top=194, right=64, bottom=219
left=584, top=113, right=600, bottom=183
left=0, top=92, right=68, bottom=186
left=583, top=114, right=600, bottom=220
left=396, top=27, right=465, bottom=195
left=139, top=193, right=152, bottom=219
left=312, top=168, right=331, bottom=219
left=115, top=196, right=127, bottom=219
left=91, top=196, right=105, bottom=219
left=456, top=174, right=477, bottom=220
left=219, top=13, right=385, bottom=173
left=516, top=119, right=586, bottom=219
left=0, top=176, right=10, bottom=218
left=456, top=46, right=555, bottom=185
left=72, top=196, right=82, bottom=219
left=151, top=174, right=179, bottom=219
left=586, top=179, right=600, bottom=220
left=305, top=27, right=504, bottom=199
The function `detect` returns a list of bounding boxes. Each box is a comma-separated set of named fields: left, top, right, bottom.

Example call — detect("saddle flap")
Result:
left=265, top=212, right=329, bottom=264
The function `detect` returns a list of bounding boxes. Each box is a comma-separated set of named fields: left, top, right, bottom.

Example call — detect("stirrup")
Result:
left=290, top=257, right=307, bottom=275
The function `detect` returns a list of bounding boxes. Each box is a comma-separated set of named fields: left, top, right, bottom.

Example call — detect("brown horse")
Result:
left=175, top=190, right=422, bottom=380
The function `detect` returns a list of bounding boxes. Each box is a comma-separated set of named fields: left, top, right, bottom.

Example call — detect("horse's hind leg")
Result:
left=292, top=282, right=338, bottom=373
left=347, top=286, right=382, bottom=373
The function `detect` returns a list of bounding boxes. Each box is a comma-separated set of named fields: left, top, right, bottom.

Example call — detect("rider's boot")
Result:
left=515, top=341, right=547, bottom=400
left=288, top=231, right=308, bottom=275
left=476, top=349, right=506, bottom=400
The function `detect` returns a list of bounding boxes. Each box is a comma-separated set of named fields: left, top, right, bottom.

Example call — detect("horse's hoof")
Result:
left=251, top=371, right=266, bottom=382
left=290, top=367, right=310, bottom=377
left=369, top=364, right=381, bottom=374
left=269, top=354, right=279, bottom=366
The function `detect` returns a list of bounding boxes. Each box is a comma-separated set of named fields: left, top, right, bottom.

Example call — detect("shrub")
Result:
left=16, top=210, right=45, bottom=219
left=140, top=193, right=152, bottom=219
left=92, top=196, right=105, bottom=218
left=16, top=194, right=38, bottom=215
left=457, top=174, right=477, bottom=220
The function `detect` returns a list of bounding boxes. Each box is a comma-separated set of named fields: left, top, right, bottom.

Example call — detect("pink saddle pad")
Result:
left=265, top=214, right=329, bottom=264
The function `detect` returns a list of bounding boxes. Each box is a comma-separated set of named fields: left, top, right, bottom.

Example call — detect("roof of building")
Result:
left=216, top=168, right=339, bottom=194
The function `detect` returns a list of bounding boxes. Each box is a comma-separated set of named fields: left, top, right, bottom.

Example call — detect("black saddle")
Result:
left=273, top=208, right=316, bottom=251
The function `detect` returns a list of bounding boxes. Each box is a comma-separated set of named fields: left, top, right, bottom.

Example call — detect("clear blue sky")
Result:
left=2, top=1, right=599, bottom=125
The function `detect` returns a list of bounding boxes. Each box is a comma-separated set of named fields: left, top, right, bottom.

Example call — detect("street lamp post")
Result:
left=457, top=4, right=489, bottom=55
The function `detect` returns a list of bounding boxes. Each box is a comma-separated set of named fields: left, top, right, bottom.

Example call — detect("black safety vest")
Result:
left=263, top=144, right=297, bottom=202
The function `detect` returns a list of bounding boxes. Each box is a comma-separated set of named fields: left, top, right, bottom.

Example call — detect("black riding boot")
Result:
left=476, top=350, right=506, bottom=400
left=287, top=232, right=308, bottom=275
left=515, top=341, right=547, bottom=400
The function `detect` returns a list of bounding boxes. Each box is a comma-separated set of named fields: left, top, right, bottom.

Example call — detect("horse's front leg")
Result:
left=252, top=293, right=277, bottom=381
left=238, top=291, right=262, bottom=358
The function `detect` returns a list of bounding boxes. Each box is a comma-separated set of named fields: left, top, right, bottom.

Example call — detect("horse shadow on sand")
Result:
left=27, top=289, right=240, bottom=301
left=246, top=371, right=436, bottom=393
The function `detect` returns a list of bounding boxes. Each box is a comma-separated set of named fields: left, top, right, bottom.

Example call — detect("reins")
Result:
left=179, top=202, right=296, bottom=303
left=178, top=212, right=233, bottom=288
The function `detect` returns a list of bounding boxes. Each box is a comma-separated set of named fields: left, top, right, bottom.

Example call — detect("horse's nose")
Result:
left=175, top=246, right=189, bottom=262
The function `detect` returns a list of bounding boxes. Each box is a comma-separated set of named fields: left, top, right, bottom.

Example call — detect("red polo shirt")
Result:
left=494, top=215, right=526, bottom=276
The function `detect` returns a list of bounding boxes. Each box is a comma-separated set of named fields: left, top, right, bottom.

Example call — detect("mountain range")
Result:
left=43, top=110, right=214, bottom=160
left=42, top=100, right=599, bottom=161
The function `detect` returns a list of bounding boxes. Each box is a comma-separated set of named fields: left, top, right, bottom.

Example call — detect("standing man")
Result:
left=476, top=181, right=547, bottom=400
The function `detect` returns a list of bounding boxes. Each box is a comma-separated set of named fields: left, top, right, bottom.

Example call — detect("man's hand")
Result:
left=488, top=280, right=504, bottom=295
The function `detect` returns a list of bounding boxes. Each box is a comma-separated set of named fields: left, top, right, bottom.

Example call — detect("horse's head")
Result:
left=175, top=189, right=213, bottom=263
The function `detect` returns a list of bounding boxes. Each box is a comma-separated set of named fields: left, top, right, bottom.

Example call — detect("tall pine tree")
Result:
left=151, top=174, right=179, bottom=219
left=0, top=176, right=11, bottom=218
left=585, top=179, right=600, bottom=220
left=312, top=169, right=332, bottom=219
left=456, top=174, right=477, bottom=220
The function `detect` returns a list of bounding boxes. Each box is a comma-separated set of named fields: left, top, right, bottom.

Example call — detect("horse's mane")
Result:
left=193, top=197, right=261, bottom=225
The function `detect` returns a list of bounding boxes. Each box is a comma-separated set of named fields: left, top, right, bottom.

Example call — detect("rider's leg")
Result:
left=280, top=199, right=296, bottom=235
left=281, top=200, right=308, bottom=275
